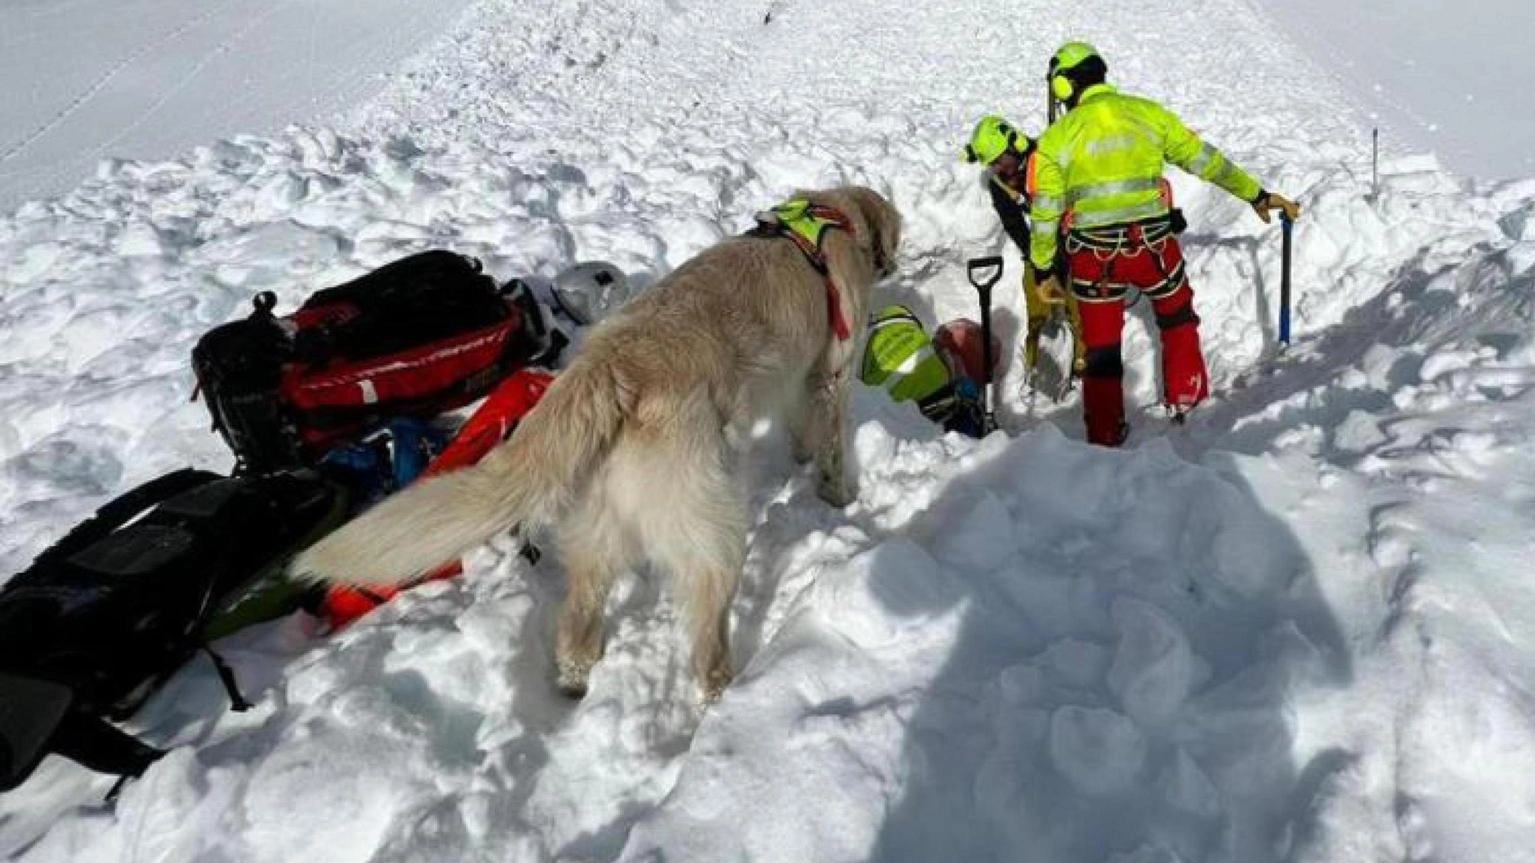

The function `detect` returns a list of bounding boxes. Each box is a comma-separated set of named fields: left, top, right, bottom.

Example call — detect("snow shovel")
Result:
left=1022, top=267, right=1080, bottom=407
left=1278, top=212, right=1294, bottom=347
left=967, top=256, right=1004, bottom=434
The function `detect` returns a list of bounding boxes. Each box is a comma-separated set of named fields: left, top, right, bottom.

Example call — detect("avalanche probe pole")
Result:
left=1372, top=127, right=1380, bottom=199
left=1278, top=212, right=1294, bottom=347
left=967, top=256, right=1004, bottom=433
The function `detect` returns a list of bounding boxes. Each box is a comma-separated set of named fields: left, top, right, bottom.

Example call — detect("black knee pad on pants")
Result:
left=1082, top=343, right=1123, bottom=379
left=1155, top=299, right=1200, bottom=331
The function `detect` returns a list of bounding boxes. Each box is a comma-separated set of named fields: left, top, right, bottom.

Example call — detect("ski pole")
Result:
left=1278, top=212, right=1293, bottom=347
left=966, top=256, right=1004, bottom=432
left=1371, top=128, right=1380, bottom=199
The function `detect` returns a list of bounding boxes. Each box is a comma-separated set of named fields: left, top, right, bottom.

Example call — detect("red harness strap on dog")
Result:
left=825, top=284, right=852, bottom=341
left=760, top=204, right=857, bottom=342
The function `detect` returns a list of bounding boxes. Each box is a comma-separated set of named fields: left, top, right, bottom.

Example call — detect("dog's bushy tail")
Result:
left=290, top=356, right=626, bottom=587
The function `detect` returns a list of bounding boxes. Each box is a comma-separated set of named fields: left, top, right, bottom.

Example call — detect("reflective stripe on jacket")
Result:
left=859, top=314, right=953, bottom=406
left=1027, top=84, right=1262, bottom=271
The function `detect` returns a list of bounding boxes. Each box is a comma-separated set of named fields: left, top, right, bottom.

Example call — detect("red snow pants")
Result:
left=1068, top=230, right=1209, bottom=446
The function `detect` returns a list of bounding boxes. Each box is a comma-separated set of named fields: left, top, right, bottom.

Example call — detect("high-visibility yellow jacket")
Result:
left=1026, top=84, right=1263, bottom=272
left=860, top=307, right=954, bottom=415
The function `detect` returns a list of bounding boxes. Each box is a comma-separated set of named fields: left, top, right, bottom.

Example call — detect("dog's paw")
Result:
left=816, top=475, right=857, bottom=508
left=700, top=666, right=734, bottom=705
left=555, top=660, right=592, bottom=699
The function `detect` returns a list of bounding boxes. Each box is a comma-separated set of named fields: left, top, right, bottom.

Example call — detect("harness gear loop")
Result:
left=750, top=199, right=858, bottom=341
left=1066, top=212, right=1188, bottom=301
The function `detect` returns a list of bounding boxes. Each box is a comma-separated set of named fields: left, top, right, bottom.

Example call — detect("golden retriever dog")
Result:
left=291, top=186, right=902, bottom=701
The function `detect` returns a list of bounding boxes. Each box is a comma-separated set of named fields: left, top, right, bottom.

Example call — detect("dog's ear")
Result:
left=846, top=186, right=901, bottom=278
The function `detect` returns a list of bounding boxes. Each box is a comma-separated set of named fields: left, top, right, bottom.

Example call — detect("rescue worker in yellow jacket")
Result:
left=860, top=305, right=989, bottom=438
left=963, top=116, right=1086, bottom=388
left=1028, top=41, right=1301, bottom=446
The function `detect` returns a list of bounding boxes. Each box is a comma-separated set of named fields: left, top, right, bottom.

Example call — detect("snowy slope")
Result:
left=0, top=0, right=473, bottom=211
left=1253, top=0, right=1535, bottom=180
left=4, top=0, right=1535, bottom=861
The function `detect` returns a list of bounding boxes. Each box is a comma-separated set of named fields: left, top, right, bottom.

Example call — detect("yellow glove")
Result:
left=1252, top=190, right=1301, bottom=224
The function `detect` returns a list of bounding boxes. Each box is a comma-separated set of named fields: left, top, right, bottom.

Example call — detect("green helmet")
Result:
left=963, top=115, right=1028, bottom=165
left=1047, top=41, right=1105, bottom=103
left=1048, top=41, right=1101, bottom=76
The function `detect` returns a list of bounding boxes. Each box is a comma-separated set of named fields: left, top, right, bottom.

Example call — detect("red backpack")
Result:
left=192, top=251, right=562, bottom=474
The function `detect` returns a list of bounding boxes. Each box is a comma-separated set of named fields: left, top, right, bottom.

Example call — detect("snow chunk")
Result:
left=1108, top=598, right=1206, bottom=726
left=1049, top=705, right=1148, bottom=795
left=1332, top=409, right=1389, bottom=453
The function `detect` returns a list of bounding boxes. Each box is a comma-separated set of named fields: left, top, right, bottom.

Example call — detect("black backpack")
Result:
left=0, top=468, right=348, bottom=793
left=192, top=250, right=558, bottom=475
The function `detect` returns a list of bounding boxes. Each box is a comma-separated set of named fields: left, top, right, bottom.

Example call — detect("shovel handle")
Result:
left=1279, top=214, right=1293, bottom=346
left=965, top=256, right=1003, bottom=433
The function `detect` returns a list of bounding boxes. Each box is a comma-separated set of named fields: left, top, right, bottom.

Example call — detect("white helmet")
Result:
left=551, top=261, right=632, bottom=325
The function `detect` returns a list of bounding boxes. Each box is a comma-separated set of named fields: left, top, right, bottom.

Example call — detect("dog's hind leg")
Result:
left=553, top=499, right=629, bottom=699
left=679, top=545, right=741, bottom=703
left=639, top=425, right=748, bottom=703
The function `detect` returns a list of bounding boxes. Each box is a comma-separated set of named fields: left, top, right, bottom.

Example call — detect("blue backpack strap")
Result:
left=386, top=418, right=450, bottom=488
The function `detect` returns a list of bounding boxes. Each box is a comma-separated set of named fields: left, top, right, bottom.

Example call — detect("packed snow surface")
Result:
left=4, top=1, right=1535, bottom=862
left=1254, top=0, right=1535, bottom=180
left=0, top=0, right=472, bottom=211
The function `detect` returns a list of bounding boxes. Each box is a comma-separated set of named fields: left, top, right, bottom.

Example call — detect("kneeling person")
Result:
left=963, top=114, right=1086, bottom=387
left=860, top=305, right=990, bottom=437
